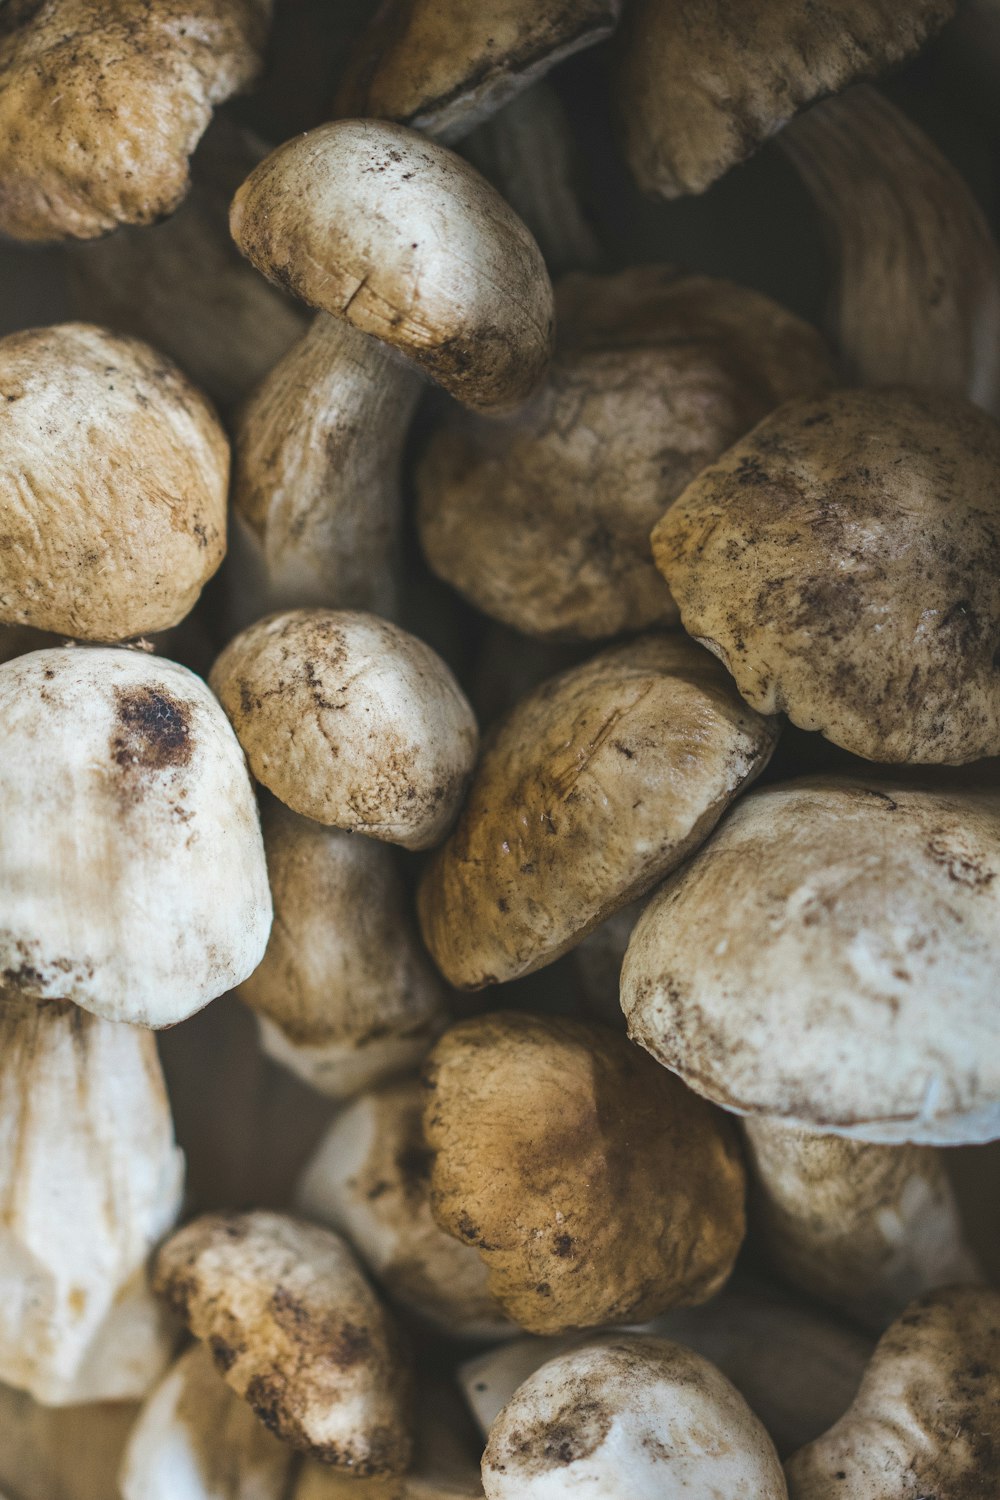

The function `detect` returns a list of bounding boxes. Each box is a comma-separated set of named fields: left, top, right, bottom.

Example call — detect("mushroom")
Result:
left=421, top=1012, right=745, bottom=1335
left=210, top=610, right=478, bottom=851
left=0, top=1382, right=139, bottom=1500
left=614, top=0, right=955, bottom=199
left=481, top=1335, right=788, bottom=1497
left=152, top=1210, right=413, bottom=1473
left=621, top=774, right=1000, bottom=1144
left=238, top=801, right=448, bottom=1099
left=784, top=1285, right=1000, bottom=1497
left=0, top=992, right=184, bottom=1404
left=417, top=266, right=834, bottom=641
left=295, top=1075, right=510, bottom=1340
left=0, top=323, right=229, bottom=642
left=417, top=632, right=778, bottom=988
left=651, top=387, right=1000, bottom=763
left=0, top=645, right=272, bottom=1027
left=0, top=0, right=270, bottom=242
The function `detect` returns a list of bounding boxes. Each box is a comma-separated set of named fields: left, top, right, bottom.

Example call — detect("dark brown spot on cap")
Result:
left=112, top=686, right=192, bottom=773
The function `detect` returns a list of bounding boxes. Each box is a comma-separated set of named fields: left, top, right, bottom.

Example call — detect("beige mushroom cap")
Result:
left=652, top=387, right=1000, bottom=764
left=482, top=1336, right=788, bottom=1498
left=0, top=323, right=228, bottom=642
left=0, top=646, right=272, bottom=1028
left=0, top=0, right=269, bottom=242
left=422, top=1013, right=746, bottom=1336
left=417, top=633, right=778, bottom=989
left=210, top=610, right=478, bottom=851
left=785, top=1285, right=1000, bottom=1497
left=622, top=775, right=1000, bottom=1144
left=153, top=1210, right=413, bottom=1474
left=230, top=120, right=554, bottom=414
left=615, top=0, right=954, bottom=198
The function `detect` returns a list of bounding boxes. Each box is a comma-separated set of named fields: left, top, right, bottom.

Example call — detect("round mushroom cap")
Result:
left=482, top=1336, right=787, bottom=1498
left=417, top=268, right=835, bottom=642
left=422, top=1013, right=746, bottom=1336
left=229, top=120, right=555, bottom=413
left=785, top=1285, right=1000, bottom=1498
left=615, top=0, right=955, bottom=198
left=152, top=1210, right=413, bottom=1474
left=211, top=610, right=478, bottom=851
left=0, top=0, right=269, bottom=242
left=621, top=775, right=1000, bottom=1145
left=0, top=323, right=228, bottom=641
left=652, top=387, right=1000, bottom=764
left=0, top=646, right=272, bottom=1028
left=417, top=632, right=778, bottom=989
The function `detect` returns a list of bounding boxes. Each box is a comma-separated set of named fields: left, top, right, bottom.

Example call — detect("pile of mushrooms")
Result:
left=2, top=2, right=1000, bottom=1497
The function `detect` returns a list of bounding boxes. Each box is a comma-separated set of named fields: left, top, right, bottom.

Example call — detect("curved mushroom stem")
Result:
left=779, top=85, right=1000, bottom=414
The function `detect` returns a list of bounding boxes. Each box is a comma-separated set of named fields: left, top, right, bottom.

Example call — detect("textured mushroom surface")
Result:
left=0, top=646, right=272, bottom=1027
left=153, top=1211, right=413, bottom=1473
left=0, top=323, right=229, bottom=641
left=622, top=776, right=1000, bottom=1144
left=422, top=1013, right=745, bottom=1335
left=653, top=387, right=1000, bottom=763
left=418, top=633, right=778, bottom=988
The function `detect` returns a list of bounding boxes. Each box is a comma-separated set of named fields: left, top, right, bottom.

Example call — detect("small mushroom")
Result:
left=152, top=1210, right=413, bottom=1473
left=0, top=323, right=228, bottom=642
left=422, top=1013, right=745, bottom=1335
left=0, top=645, right=272, bottom=1027
left=784, top=1285, right=1000, bottom=1497
left=0, top=0, right=270, bottom=242
left=652, top=387, right=1000, bottom=763
left=417, top=633, right=778, bottom=988
left=0, top=1382, right=139, bottom=1500
left=621, top=775, right=1000, bottom=1144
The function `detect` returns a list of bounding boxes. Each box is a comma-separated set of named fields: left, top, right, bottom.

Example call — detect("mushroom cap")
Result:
left=210, top=610, right=479, bottom=851
left=482, top=1335, right=788, bottom=1498
left=152, top=1210, right=413, bottom=1474
left=230, top=120, right=554, bottom=414
left=621, top=775, right=1000, bottom=1144
left=422, top=1013, right=745, bottom=1336
left=651, top=387, right=1000, bottom=764
left=615, top=0, right=955, bottom=198
left=0, top=323, right=229, bottom=642
left=417, top=632, right=778, bottom=988
left=785, top=1285, right=1000, bottom=1498
left=0, top=646, right=272, bottom=1027
left=0, top=0, right=269, bottom=242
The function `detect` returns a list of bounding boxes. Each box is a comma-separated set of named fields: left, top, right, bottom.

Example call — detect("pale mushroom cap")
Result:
left=417, top=633, right=778, bottom=988
left=0, top=0, right=269, bottom=241
left=622, top=776, right=1000, bottom=1144
left=229, top=120, right=555, bottom=413
left=0, top=323, right=229, bottom=642
left=423, top=1013, right=746, bottom=1336
left=615, top=0, right=955, bottom=198
left=482, top=1336, right=788, bottom=1498
left=153, top=1210, right=413, bottom=1473
left=210, top=610, right=479, bottom=851
left=0, top=1382, right=139, bottom=1500
left=652, top=387, right=1000, bottom=764
left=0, top=646, right=272, bottom=1027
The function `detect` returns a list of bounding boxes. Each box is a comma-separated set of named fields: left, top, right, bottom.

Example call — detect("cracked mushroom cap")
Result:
left=417, top=632, right=778, bottom=989
left=784, top=1285, right=1000, bottom=1498
left=621, top=775, right=1000, bottom=1145
left=615, top=0, right=954, bottom=198
left=652, top=387, right=1000, bottom=764
left=152, top=1210, right=413, bottom=1474
left=230, top=119, right=554, bottom=414
left=0, top=323, right=228, bottom=642
left=0, top=646, right=272, bottom=1028
left=422, top=1013, right=746, bottom=1336
left=417, top=267, right=835, bottom=641
left=210, top=610, right=478, bottom=851
left=482, top=1335, right=788, bottom=1498
left=0, top=0, right=270, bottom=242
